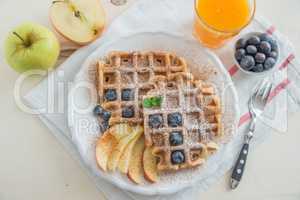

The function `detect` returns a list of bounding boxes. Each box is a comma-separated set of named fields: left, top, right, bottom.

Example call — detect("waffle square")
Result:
left=143, top=74, right=222, bottom=170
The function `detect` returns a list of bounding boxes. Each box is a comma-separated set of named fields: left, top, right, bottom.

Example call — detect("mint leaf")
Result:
left=143, top=98, right=152, bottom=108
left=143, top=96, right=163, bottom=108
left=151, top=96, right=163, bottom=106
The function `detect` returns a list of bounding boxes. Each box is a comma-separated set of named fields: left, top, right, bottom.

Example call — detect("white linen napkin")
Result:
left=24, top=0, right=300, bottom=199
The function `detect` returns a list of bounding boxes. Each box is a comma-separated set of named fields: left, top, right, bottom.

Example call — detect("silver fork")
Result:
left=230, top=77, right=273, bottom=189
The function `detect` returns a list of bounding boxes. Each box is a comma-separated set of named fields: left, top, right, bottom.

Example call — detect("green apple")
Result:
left=4, top=22, right=60, bottom=73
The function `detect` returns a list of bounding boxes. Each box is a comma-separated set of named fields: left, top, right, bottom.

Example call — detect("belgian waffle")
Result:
left=143, top=74, right=222, bottom=170
left=96, top=51, right=187, bottom=126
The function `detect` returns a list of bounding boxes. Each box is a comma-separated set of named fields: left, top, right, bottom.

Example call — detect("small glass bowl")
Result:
left=234, top=32, right=280, bottom=76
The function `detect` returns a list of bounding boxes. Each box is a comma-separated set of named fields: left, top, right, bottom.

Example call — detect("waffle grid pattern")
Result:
left=143, top=76, right=222, bottom=170
left=96, top=51, right=187, bottom=126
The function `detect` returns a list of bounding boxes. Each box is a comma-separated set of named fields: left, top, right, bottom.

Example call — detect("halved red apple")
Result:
left=50, top=0, right=105, bottom=45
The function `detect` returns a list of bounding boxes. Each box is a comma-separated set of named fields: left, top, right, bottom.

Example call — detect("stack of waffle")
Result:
left=96, top=51, right=222, bottom=172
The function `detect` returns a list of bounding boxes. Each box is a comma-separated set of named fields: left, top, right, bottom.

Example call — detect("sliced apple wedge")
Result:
left=107, top=125, right=143, bottom=171
left=50, top=0, right=105, bottom=45
left=118, top=133, right=142, bottom=174
left=95, top=132, right=117, bottom=171
left=127, top=137, right=145, bottom=184
left=109, top=123, right=133, bottom=141
left=143, top=147, right=158, bottom=183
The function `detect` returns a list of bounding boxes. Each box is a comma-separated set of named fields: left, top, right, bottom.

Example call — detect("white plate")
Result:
left=68, top=32, right=240, bottom=195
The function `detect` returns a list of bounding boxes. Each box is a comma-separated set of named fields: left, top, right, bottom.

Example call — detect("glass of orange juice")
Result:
left=194, top=0, right=256, bottom=48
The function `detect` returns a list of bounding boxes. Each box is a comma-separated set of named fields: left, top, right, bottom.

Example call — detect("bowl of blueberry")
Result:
left=234, top=32, right=279, bottom=74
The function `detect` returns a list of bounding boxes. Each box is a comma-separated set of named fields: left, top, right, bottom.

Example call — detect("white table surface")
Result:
left=0, top=0, right=300, bottom=199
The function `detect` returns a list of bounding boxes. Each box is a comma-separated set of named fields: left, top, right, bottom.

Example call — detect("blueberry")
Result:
left=240, top=55, right=255, bottom=70
left=122, top=106, right=134, bottom=118
left=259, top=41, right=272, bottom=54
left=259, top=33, right=273, bottom=42
left=102, top=111, right=111, bottom=121
left=100, top=121, right=109, bottom=132
left=167, top=113, right=182, bottom=127
left=235, top=49, right=246, bottom=61
left=169, top=131, right=183, bottom=146
left=93, top=105, right=111, bottom=126
left=251, top=64, right=264, bottom=72
left=260, top=33, right=277, bottom=47
left=255, top=53, right=266, bottom=64
left=264, top=57, right=276, bottom=70
left=93, top=105, right=104, bottom=116
left=236, top=38, right=247, bottom=49
left=149, top=114, right=163, bottom=128
left=270, top=42, right=278, bottom=52
left=171, top=150, right=185, bottom=164
left=121, top=89, right=134, bottom=101
left=246, top=45, right=257, bottom=55
left=105, top=89, right=117, bottom=101
left=247, top=35, right=260, bottom=45
left=269, top=51, right=278, bottom=59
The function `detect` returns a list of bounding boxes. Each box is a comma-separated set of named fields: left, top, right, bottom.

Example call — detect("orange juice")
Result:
left=194, top=0, right=255, bottom=48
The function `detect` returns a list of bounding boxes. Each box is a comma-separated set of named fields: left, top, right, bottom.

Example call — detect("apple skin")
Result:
left=4, top=22, right=60, bottom=73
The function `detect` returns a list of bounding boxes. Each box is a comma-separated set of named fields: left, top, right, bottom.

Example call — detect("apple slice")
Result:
left=118, top=133, right=142, bottom=174
left=143, top=147, right=158, bottom=183
left=109, top=123, right=133, bottom=141
left=127, top=137, right=145, bottom=184
left=50, top=0, right=105, bottom=45
left=95, top=132, right=117, bottom=171
left=107, top=125, right=143, bottom=171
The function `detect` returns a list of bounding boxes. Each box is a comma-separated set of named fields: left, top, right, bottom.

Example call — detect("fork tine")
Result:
left=262, top=82, right=273, bottom=103
left=255, top=78, right=269, bottom=99
left=252, top=84, right=260, bottom=98
left=252, top=78, right=265, bottom=97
